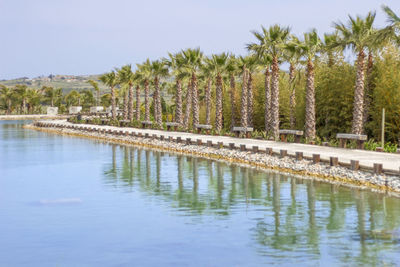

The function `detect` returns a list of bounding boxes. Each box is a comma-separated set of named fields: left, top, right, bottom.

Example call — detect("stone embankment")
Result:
left=25, top=120, right=400, bottom=197
left=0, top=114, right=70, bottom=120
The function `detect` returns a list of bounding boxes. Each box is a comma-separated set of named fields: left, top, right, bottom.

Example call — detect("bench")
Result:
left=165, top=122, right=180, bottom=131
left=336, top=133, right=367, bottom=149
left=101, top=119, right=110, bottom=125
left=119, top=120, right=130, bottom=127
left=141, top=121, right=153, bottom=129
left=232, top=127, right=253, bottom=138
left=279, top=129, right=304, bottom=143
left=194, top=124, right=212, bottom=134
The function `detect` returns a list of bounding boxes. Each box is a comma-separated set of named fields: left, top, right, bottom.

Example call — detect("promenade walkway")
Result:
left=0, top=114, right=69, bottom=120
left=41, top=120, right=400, bottom=174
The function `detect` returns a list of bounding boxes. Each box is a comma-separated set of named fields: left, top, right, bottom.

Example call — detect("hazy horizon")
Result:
left=1, top=0, right=400, bottom=80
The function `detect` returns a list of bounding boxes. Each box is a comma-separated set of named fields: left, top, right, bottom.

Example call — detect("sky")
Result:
left=1, top=0, right=400, bottom=80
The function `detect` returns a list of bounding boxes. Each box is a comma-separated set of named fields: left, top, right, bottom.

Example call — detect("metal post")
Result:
left=382, top=108, right=385, bottom=148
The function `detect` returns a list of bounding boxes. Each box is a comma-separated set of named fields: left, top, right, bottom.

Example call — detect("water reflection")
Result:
left=101, top=145, right=400, bottom=265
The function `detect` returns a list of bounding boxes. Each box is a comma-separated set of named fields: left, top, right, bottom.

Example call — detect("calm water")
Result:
left=1, top=121, right=400, bottom=266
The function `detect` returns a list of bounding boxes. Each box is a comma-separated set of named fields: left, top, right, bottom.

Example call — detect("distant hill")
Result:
left=0, top=74, right=109, bottom=93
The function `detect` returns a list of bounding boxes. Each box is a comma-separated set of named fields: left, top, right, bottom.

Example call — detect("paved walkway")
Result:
left=0, top=114, right=69, bottom=120
left=41, top=120, right=400, bottom=174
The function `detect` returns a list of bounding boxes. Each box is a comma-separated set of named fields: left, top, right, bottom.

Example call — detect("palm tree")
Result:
left=255, top=54, right=273, bottom=133
left=226, top=55, right=238, bottom=129
left=208, top=53, right=229, bottom=132
left=88, top=79, right=100, bottom=106
left=201, top=57, right=215, bottom=126
left=248, top=25, right=291, bottom=139
left=100, top=71, right=118, bottom=119
left=333, top=11, right=376, bottom=135
left=26, top=89, right=42, bottom=114
left=295, top=29, right=322, bottom=141
left=380, top=5, right=400, bottom=46
left=285, top=35, right=302, bottom=129
left=182, top=48, right=203, bottom=128
left=14, top=84, right=29, bottom=114
left=118, top=65, right=135, bottom=121
left=136, top=60, right=152, bottom=122
left=323, top=32, right=340, bottom=67
left=0, top=85, right=13, bottom=114
left=237, top=57, right=249, bottom=128
left=165, top=52, right=186, bottom=125
left=42, top=86, right=62, bottom=107
left=244, top=55, right=258, bottom=127
left=150, top=60, right=169, bottom=128
left=133, top=72, right=141, bottom=121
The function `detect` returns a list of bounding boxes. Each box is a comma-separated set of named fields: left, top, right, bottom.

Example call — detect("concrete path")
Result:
left=40, top=120, right=400, bottom=174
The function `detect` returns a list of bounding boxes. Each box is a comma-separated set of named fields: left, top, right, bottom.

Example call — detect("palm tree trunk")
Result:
left=144, top=80, right=150, bottom=121
left=215, top=73, right=223, bottom=132
left=183, top=81, right=192, bottom=129
left=154, top=76, right=162, bottom=128
left=111, top=86, right=116, bottom=120
left=128, top=84, right=134, bottom=121
left=135, top=85, right=140, bottom=121
left=240, top=68, right=248, bottom=128
left=205, top=78, right=212, bottom=125
left=362, top=52, right=373, bottom=133
left=191, top=72, right=199, bottom=127
left=175, top=79, right=183, bottom=124
left=289, top=63, right=296, bottom=129
left=7, top=99, right=11, bottom=115
left=305, top=59, right=316, bottom=141
left=351, top=49, right=366, bottom=135
left=247, top=72, right=253, bottom=127
left=229, top=75, right=235, bottom=129
left=271, top=56, right=280, bottom=140
left=123, top=91, right=128, bottom=120
left=264, top=67, right=271, bottom=133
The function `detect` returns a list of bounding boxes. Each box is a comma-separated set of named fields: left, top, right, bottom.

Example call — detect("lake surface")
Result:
left=1, top=120, right=400, bottom=266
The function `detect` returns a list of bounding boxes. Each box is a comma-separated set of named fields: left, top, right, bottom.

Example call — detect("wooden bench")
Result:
left=101, top=119, right=110, bottom=125
left=336, top=133, right=367, bottom=149
left=141, top=121, right=153, bottom=129
left=119, top=120, right=130, bottom=127
left=194, top=124, right=212, bottom=134
left=165, top=122, right=180, bottom=131
left=232, top=127, right=253, bottom=138
left=279, top=129, right=304, bottom=143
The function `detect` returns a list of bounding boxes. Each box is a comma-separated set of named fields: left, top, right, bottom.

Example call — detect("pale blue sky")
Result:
left=1, top=0, right=399, bottom=79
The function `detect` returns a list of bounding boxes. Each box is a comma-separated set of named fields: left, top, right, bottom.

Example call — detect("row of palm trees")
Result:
left=100, top=6, right=400, bottom=141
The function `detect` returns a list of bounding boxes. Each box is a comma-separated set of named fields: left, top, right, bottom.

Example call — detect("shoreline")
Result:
left=0, top=115, right=70, bottom=121
left=24, top=122, right=400, bottom=197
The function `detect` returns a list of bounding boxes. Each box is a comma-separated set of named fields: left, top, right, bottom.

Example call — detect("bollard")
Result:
left=197, top=139, right=202, bottom=145
left=280, top=150, right=288, bottom=158
left=152, top=134, right=157, bottom=139
left=217, top=142, right=223, bottom=148
left=330, top=157, right=339, bottom=166
left=312, top=154, right=320, bottom=164
left=138, top=132, right=143, bottom=137
left=160, top=135, right=164, bottom=141
left=240, top=144, right=246, bottom=151
left=168, top=136, right=172, bottom=142
left=350, top=160, right=359, bottom=171
left=119, top=130, right=124, bottom=135
left=295, top=152, right=303, bottom=161
left=266, top=147, right=273, bottom=156
left=186, top=138, right=192, bottom=145
left=373, top=163, right=383, bottom=174
left=207, top=140, right=213, bottom=147
left=177, top=137, right=182, bottom=143
left=229, top=143, right=235, bottom=149
left=145, top=133, right=149, bottom=138
left=252, top=146, right=259, bottom=153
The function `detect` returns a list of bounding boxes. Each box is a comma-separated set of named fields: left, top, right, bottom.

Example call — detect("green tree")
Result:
left=100, top=71, right=118, bottom=119
left=150, top=60, right=169, bottom=128
left=88, top=79, right=100, bottom=106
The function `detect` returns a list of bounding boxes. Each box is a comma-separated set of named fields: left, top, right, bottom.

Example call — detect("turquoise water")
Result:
left=1, top=120, right=400, bottom=266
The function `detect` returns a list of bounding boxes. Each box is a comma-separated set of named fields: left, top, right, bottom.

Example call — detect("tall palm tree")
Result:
left=0, top=85, right=13, bottom=114
left=201, top=57, right=214, bottom=126
left=118, top=65, right=135, bottom=121
left=150, top=60, right=169, bottom=128
left=26, top=89, right=42, bottom=114
left=244, top=55, right=258, bottom=127
left=136, top=60, right=152, bottom=122
left=255, top=54, right=273, bottom=133
left=380, top=5, right=400, bottom=46
left=100, top=71, right=118, bottom=119
left=285, top=35, right=302, bottom=129
left=226, top=55, right=238, bottom=129
left=182, top=79, right=192, bottom=129
left=165, top=52, right=186, bottom=125
left=333, top=11, right=376, bottom=135
left=248, top=25, right=291, bottom=139
left=182, top=48, right=203, bottom=127
left=88, top=79, right=100, bottom=106
left=133, top=72, right=141, bottom=121
left=323, top=32, right=340, bottom=67
left=237, top=57, right=249, bottom=128
left=295, top=29, right=322, bottom=141
left=42, top=86, right=62, bottom=107
left=208, top=53, right=229, bottom=132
